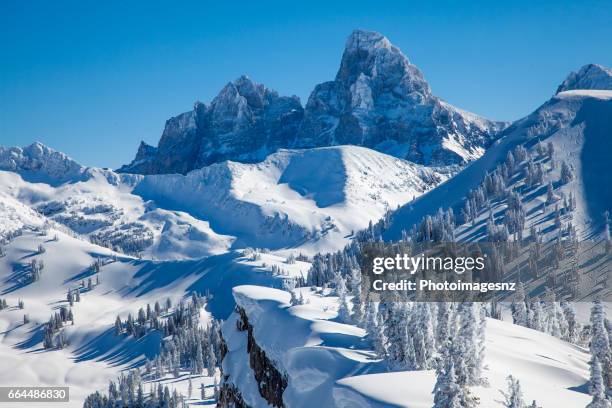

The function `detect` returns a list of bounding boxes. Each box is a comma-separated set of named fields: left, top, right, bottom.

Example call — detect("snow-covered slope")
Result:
left=135, top=145, right=449, bottom=255
left=0, top=142, right=449, bottom=259
left=221, top=285, right=591, bottom=408
left=0, top=142, right=87, bottom=186
left=0, top=163, right=234, bottom=260
left=0, top=224, right=308, bottom=406
left=383, top=87, right=612, bottom=241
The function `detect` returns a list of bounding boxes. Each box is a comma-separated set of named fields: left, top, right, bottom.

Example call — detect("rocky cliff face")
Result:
left=297, top=29, right=505, bottom=165
left=218, top=306, right=287, bottom=408
left=119, top=76, right=303, bottom=175
left=120, top=29, right=505, bottom=174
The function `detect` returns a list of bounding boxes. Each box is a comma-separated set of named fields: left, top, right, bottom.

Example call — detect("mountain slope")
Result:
left=134, top=145, right=449, bottom=254
left=221, top=285, right=591, bottom=408
left=383, top=76, right=612, bottom=241
left=1, top=143, right=447, bottom=259
left=120, top=30, right=504, bottom=175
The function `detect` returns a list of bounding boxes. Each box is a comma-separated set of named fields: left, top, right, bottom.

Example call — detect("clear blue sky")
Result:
left=1, top=0, right=611, bottom=169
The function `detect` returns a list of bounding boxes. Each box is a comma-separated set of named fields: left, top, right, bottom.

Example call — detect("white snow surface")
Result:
left=0, top=143, right=447, bottom=260
left=385, top=88, right=612, bottom=241
left=135, top=145, right=448, bottom=255
left=0, top=225, right=309, bottom=406
left=223, top=285, right=592, bottom=408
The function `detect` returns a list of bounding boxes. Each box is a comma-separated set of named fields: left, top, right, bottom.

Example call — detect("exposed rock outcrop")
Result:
left=119, top=76, right=303, bottom=175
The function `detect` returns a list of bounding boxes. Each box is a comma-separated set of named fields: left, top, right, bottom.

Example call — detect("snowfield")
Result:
left=384, top=88, right=612, bottom=242
left=223, top=285, right=592, bottom=408
left=0, top=227, right=307, bottom=407
left=1, top=144, right=448, bottom=260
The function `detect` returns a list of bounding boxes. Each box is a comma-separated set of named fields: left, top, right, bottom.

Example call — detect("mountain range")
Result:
left=118, top=30, right=506, bottom=175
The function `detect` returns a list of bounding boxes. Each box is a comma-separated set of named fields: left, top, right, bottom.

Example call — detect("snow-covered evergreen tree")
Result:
left=587, top=356, right=611, bottom=408
left=384, top=303, right=409, bottom=370
left=511, top=282, right=528, bottom=327
left=590, top=300, right=612, bottom=395
left=560, top=161, right=574, bottom=184
left=455, top=302, right=486, bottom=386
left=436, top=302, right=454, bottom=346
left=500, top=375, right=526, bottom=408
left=433, top=341, right=479, bottom=408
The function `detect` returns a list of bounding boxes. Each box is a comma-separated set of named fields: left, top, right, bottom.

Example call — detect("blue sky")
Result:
left=1, top=0, right=611, bottom=169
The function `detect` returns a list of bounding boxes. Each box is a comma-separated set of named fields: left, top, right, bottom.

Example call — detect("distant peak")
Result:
left=336, top=29, right=429, bottom=95
left=234, top=74, right=253, bottom=85
left=345, top=29, right=391, bottom=52
left=26, top=141, right=50, bottom=151
left=557, top=63, right=612, bottom=94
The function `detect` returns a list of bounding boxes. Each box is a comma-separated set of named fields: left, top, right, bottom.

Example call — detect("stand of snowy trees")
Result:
left=511, top=284, right=589, bottom=345
left=84, top=292, right=222, bottom=407
left=43, top=305, right=73, bottom=349
left=83, top=369, right=187, bottom=408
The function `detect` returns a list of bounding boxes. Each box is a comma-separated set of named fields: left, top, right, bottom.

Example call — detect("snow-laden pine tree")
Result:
left=587, top=356, right=611, bottom=408
left=335, top=272, right=352, bottom=323
left=433, top=341, right=479, bottom=408
left=560, top=160, right=574, bottom=184
left=206, top=342, right=217, bottom=376
left=436, top=302, right=454, bottom=346
left=349, top=268, right=364, bottom=326
left=561, top=301, right=580, bottom=344
left=500, top=375, right=526, bottom=408
left=384, top=303, right=410, bottom=370
left=475, top=304, right=487, bottom=385
left=409, top=302, right=436, bottom=369
left=511, top=282, right=528, bottom=327
left=541, top=288, right=563, bottom=337
left=366, top=301, right=386, bottom=358
left=455, top=302, right=486, bottom=386
left=545, top=181, right=555, bottom=204
left=589, top=300, right=612, bottom=396
left=527, top=300, right=544, bottom=331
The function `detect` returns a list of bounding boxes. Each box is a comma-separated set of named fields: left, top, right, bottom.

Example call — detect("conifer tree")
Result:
left=511, top=282, right=528, bottom=327
left=587, top=356, right=611, bottom=408
left=500, top=375, right=526, bottom=408
left=590, top=300, right=612, bottom=394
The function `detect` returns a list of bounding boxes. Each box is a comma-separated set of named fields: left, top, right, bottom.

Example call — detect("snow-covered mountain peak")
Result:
left=337, top=29, right=430, bottom=96
left=344, top=29, right=391, bottom=52
left=556, top=63, right=612, bottom=93
left=298, top=30, right=504, bottom=165
left=0, top=142, right=87, bottom=185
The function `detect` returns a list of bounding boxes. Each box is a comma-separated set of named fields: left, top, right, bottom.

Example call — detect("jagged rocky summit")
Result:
left=119, top=29, right=508, bottom=175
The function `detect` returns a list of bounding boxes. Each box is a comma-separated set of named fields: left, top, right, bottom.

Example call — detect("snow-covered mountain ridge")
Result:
left=383, top=85, right=612, bottom=242
left=0, top=143, right=448, bottom=259
left=556, top=64, right=612, bottom=94
left=119, top=29, right=505, bottom=175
